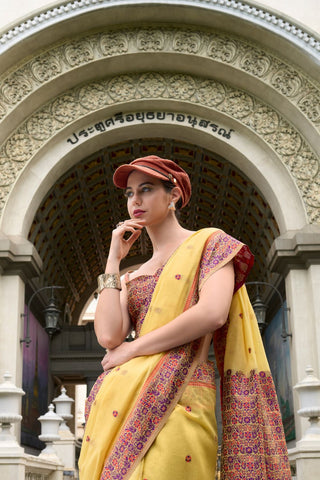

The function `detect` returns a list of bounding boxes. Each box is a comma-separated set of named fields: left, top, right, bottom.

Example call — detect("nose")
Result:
left=131, top=191, right=142, bottom=205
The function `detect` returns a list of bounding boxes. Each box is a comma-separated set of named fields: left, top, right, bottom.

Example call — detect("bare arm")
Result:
left=101, top=260, right=234, bottom=370
left=94, top=219, right=144, bottom=349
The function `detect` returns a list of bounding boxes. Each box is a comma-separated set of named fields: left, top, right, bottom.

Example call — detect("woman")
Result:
left=79, top=155, right=291, bottom=480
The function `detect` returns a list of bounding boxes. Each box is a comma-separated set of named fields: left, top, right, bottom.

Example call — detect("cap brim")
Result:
left=113, top=164, right=169, bottom=188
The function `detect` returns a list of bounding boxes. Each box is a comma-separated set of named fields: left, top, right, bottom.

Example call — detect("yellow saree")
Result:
left=79, top=228, right=291, bottom=480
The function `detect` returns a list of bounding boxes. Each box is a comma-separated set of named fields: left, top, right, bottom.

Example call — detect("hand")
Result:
left=109, top=219, right=144, bottom=262
left=101, top=341, right=136, bottom=371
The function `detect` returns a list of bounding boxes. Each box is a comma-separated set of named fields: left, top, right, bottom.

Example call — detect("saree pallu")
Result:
left=214, top=286, right=291, bottom=478
left=79, top=228, right=291, bottom=480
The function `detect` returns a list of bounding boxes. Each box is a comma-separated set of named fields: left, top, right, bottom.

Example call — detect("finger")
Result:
left=125, top=231, right=141, bottom=248
left=116, top=219, right=144, bottom=229
left=125, top=229, right=142, bottom=247
left=114, top=223, right=143, bottom=235
left=102, top=361, right=109, bottom=371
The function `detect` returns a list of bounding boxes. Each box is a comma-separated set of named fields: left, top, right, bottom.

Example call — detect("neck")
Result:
left=146, top=213, right=191, bottom=253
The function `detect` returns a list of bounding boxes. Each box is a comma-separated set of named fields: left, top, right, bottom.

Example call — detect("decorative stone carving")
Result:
left=30, top=53, right=62, bottom=83
left=137, top=73, right=166, bottom=98
left=197, top=79, right=226, bottom=106
left=0, top=25, right=319, bottom=224
left=0, top=71, right=318, bottom=224
left=79, top=82, right=109, bottom=110
left=172, top=30, right=201, bottom=53
left=4, top=132, right=35, bottom=163
left=250, top=105, right=279, bottom=135
left=0, top=101, right=6, bottom=119
left=64, top=39, right=94, bottom=67
left=207, top=35, right=238, bottom=63
left=240, top=48, right=271, bottom=77
left=0, top=0, right=319, bottom=60
left=108, top=75, right=136, bottom=101
left=51, top=94, right=81, bottom=123
left=298, top=93, right=320, bottom=123
left=221, top=90, right=254, bottom=119
left=269, top=124, right=302, bottom=157
left=1, top=72, right=32, bottom=105
left=136, top=29, right=165, bottom=51
left=0, top=26, right=318, bottom=132
left=99, top=32, right=129, bottom=56
left=167, top=74, right=196, bottom=99
left=271, top=67, right=303, bottom=97
left=26, top=112, right=57, bottom=141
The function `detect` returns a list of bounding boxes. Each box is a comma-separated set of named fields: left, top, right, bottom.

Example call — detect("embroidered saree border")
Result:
left=214, top=285, right=291, bottom=478
left=101, top=341, right=202, bottom=480
left=221, top=369, right=290, bottom=479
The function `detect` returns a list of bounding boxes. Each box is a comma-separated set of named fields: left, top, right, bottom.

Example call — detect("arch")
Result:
left=0, top=21, right=319, bottom=227
left=2, top=108, right=306, bottom=238
left=1, top=1, right=319, bottom=66
left=0, top=68, right=316, bottom=230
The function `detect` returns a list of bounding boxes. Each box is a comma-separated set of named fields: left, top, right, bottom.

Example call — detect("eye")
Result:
left=124, top=191, right=133, bottom=198
left=141, top=186, right=152, bottom=192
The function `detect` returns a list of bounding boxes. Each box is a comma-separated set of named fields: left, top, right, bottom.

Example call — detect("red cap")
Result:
left=113, top=155, right=191, bottom=208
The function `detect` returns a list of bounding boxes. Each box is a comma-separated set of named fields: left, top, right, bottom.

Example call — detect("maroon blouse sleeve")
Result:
left=198, top=230, right=254, bottom=292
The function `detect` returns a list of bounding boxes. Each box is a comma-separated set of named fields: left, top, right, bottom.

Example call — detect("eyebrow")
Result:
left=125, top=181, right=155, bottom=191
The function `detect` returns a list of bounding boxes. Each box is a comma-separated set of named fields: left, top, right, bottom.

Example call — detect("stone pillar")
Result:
left=0, top=275, right=25, bottom=387
left=0, top=234, right=42, bottom=386
left=268, top=225, right=320, bottom=476
left=285, top=268, right=319, bottom=439
left=307, top=264, right=320, bottom=372
left=0, top=233, right=42, bottom=444
left=290, top=366, right=320, bottom=479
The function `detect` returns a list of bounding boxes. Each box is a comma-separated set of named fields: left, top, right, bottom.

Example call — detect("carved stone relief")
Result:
left=0, top=26, right=319, bottom=129
left=0, top=71, right=319, bottom=224
left=0, top=27, right=319, bottom=225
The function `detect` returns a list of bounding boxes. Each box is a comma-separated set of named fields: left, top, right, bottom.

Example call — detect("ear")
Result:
left=170, top=186, right=182, bottom=204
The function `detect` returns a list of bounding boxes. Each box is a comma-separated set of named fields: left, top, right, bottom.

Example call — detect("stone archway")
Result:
left=1, top=99, right=308, bottom=237
left=1, top=22, right=319, bottom=232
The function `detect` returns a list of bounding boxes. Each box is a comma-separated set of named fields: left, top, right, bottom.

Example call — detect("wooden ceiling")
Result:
left=28, top=138, right=279, bottom=323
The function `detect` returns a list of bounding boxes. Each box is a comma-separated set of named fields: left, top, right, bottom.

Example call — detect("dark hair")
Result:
left=161, top=180, right=183, bottom=211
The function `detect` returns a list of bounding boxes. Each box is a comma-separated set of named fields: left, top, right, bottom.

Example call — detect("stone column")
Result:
left=0, top=234, right=42, bottom=442
left=268, top=225, right=320, bottom=439
left=268, top=225, right=320, bottom=476
left=0, top=275, right=25, bottom=387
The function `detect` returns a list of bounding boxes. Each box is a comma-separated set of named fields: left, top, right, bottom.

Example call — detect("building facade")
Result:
left=0, top=1, right=319, bottom=478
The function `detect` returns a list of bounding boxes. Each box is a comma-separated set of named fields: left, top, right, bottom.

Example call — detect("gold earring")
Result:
left=168, top=201, right=176, bottom=211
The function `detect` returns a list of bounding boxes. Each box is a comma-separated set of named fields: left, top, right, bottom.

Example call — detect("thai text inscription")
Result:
left=67, top=111, right=235, bottom=145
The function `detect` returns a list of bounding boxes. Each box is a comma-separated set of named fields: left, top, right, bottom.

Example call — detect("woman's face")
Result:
left=125, top=170, right=173, bottom=226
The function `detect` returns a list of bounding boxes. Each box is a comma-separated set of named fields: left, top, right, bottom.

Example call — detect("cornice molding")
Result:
left=267, top=225, right=320, bottom=274
left=0, top=233, right=42, bottom=278
left=0, top=0, right=319, bottom=59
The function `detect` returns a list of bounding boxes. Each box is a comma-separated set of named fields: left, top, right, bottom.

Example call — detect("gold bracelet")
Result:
left=97, top=273, right=121, bottom=293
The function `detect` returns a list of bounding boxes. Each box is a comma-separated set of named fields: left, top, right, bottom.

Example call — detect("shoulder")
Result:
left=201, top=229, right=244, bottom=257
left=198, top=229, right=254, bottom=291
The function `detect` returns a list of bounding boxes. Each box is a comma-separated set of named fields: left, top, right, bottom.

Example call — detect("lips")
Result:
left=133, top=209, right=145, bottom=217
